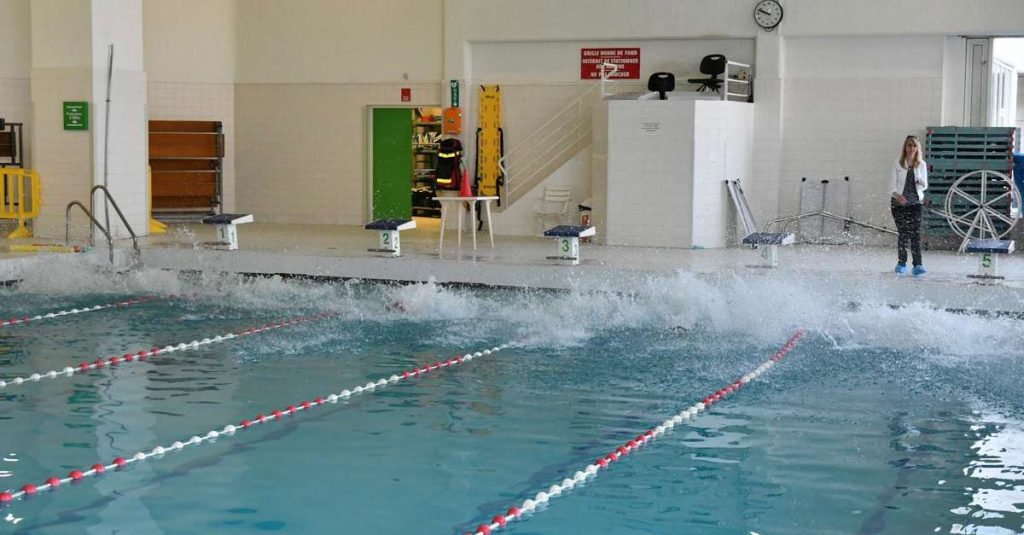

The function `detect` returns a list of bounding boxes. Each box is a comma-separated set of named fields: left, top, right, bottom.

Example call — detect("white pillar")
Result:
left=29, top=0, right=148, bottom=240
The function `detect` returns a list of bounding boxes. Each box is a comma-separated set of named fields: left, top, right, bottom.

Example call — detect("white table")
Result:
left=432, top=196, right=499, bottom=250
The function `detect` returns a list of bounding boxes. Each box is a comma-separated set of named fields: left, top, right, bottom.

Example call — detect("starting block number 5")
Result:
left=982, top=253, right=992, bottom=268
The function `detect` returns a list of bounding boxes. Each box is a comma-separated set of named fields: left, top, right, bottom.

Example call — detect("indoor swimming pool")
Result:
left=0, top=269, right=1022, bottom=534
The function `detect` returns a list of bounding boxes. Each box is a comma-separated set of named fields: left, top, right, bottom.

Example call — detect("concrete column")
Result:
left=30, top=0, right=147, bottom=240
left=751, top=32, right=785, bottom=231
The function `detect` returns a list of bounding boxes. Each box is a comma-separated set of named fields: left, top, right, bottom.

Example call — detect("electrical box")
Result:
left=442, top=107, right=462, bottom=135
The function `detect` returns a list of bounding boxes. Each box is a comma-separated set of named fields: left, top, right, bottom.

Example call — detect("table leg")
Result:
left=470, top=201, right=478, bottom=250
left=438, top=203, right=446, bottom=252
left=457, top=201, right=463, bottom=248
left=484, top=201, right=494, bottom=248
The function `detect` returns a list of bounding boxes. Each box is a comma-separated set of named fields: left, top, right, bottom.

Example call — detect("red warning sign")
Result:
left=580, top=48, right=641, bottom=80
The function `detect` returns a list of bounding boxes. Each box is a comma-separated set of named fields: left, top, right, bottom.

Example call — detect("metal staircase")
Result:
left=499, top=65, right=621, bottom=209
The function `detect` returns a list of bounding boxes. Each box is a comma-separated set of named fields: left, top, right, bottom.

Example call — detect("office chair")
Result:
left=687, top=54, right=727, bottom=93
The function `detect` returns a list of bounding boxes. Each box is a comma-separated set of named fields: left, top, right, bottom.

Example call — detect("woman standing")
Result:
left=890, top=135, right=928, bottom=276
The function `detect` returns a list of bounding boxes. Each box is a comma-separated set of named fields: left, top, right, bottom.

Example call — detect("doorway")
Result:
left=369, top=106, right=443, bottom=227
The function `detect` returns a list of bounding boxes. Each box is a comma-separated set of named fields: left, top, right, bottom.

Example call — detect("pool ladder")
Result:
left=65, top=185, right=140, bottom=265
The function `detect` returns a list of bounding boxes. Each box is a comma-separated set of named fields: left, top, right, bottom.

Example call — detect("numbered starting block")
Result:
left=364, top=219, right=416, bottom=257
left=742, top=232, right=795, bottom=268
left=544, top=225, right=596, bottom=266
left=202, top=213, right=254, bottom=251
left=965, top=239, right=1015, bottom=280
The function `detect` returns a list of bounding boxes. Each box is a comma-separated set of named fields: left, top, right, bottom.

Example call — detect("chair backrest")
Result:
left=699, top=54, right=727, bottom=77
left=647, top=72, right=676, bottom=100
left=543, top=185, right=572, bottom=203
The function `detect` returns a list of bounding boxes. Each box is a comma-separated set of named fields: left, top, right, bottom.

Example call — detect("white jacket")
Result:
left=890, top=159, right=928, bottom=202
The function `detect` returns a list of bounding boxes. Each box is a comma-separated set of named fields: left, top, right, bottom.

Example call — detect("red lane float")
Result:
left=0, top=312, right=337, bottom=390
left=0, top=343, right=512, bottom=505
left=465, top=330, right=806, bottom=535
left=0, top=295, right=164, bottom=329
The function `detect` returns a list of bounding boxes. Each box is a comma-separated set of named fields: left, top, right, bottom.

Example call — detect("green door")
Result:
left=372, top=108, right=412, bottom=220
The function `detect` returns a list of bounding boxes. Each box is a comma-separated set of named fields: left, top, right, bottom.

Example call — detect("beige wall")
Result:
left=143, top=0, right=236, bottom=83
left=0, top=0, right=31, bottom=78
left=235, top=83, right=440, bottom=225
left=232, top=0, right=445, bottom=224
left=235, top=0, right=443, bottom=83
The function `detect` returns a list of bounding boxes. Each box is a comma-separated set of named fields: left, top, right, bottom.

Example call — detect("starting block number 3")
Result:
left=561, top=238, right=579, bottom=258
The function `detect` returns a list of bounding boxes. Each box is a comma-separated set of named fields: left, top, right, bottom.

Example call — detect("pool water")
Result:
left=0, top=269, right=1022, bottom=534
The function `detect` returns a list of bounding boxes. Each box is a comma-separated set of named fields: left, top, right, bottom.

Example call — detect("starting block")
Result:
left=544, top=225, right=596, bottom=266
left=202, top=213, right=253, bottom=251
left=742, top=232, right=795, bottom=268
left=364, top=219, right=416, bottom=257
left=965, top=239, right=1015, bottom=280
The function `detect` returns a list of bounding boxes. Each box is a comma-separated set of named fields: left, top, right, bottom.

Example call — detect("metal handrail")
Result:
left=89, top=185, right=139, bottom=257
left=763, top=210, right=897, bottom=237
left=499, top=85, right=600, bottom=175
left=66, top=201, right=115, bottom=264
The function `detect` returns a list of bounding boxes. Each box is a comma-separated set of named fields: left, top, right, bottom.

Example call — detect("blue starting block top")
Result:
left=543, top=225, right=596, bottom=238
left=202, top=213, right=254, bottom=225
left=364, top=219, right=416, bottom=231
left=965, top=239, right=1015, bottom=254
left=742, top=232, right=794, bottom=246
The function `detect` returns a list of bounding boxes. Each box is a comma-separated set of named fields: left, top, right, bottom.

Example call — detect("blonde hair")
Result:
left=900, top=135, right=922, bottom=169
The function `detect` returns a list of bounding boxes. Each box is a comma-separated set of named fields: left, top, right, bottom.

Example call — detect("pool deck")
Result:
left=3, top=221, right=1024, bottom=313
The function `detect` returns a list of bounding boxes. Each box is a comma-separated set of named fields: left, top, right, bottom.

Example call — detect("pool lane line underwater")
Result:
left=0, top=312, right=337, bottom=391
left=0, top=343, right=513, bottom=505
left=0, top=294, right=165, bottom=328
left=463, top=330, right=806, bottom=535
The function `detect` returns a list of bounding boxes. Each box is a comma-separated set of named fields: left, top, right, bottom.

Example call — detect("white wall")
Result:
left=236, top=0, right=443, bottom=84
left=235, top=83, right=441, bottom=225
left=0, top=0, right=31, bottom=78
left=144, top=0, right=238, bottom=212
left=692, top=101, right=753, bottom=247
left=0, top=0, right=31, bottom=167
left=780, top=36, right=944, bottom=235
left=231, top=0, right=445, bottom=224
left=472, top=39, right=754, bottom=84
left=92, top=0, right=149, bottom=237
left=143, top=0, right=235, bottom=84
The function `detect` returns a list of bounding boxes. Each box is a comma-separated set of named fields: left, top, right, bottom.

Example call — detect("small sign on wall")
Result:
left=580, top=48, right=641, bottom=80
left=449, top=80, right=460, bottom=108
left=63, top=101, right=89, bottom=131
left=401, top=88, right=411, bottom=102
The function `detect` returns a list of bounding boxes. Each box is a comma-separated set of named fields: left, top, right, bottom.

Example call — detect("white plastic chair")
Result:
left=533, top=185, right=573, bottom=235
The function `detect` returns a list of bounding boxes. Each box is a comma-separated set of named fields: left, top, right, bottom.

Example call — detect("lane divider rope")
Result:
left=0, top=343, right=512, bottom=505
left=0, top=312, right=337, bottom=390
left=463, top=330, right=806, bottom=535
left=0, top=295, right=164, bottom=329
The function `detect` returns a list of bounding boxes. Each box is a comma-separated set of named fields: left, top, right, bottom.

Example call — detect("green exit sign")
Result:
left=63, top=101, right=89, bottom=131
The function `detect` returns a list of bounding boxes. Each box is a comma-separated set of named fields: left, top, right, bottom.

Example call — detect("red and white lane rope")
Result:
left=0, top=295, right=163, bottom=329
left=0, top=343, right=512, bottom=505
left=0, top=312, right=336, bottom=390
left=463, top=330, right=806, bottom=535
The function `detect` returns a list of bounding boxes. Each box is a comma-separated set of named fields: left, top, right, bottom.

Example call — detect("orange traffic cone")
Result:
left=459, top=168, right=473, bottom=197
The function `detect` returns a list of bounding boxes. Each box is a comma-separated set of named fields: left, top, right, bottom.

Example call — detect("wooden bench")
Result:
left=543, top=225, right=596, bottom=265
left=149, top=120, right=224, bottom=215
left=202, top=213, right=253, bottom=250
left=365, top=219, right=416, bottom=257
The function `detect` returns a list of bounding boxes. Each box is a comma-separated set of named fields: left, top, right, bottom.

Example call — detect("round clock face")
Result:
left=754, top=0, right=783, bottom=30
